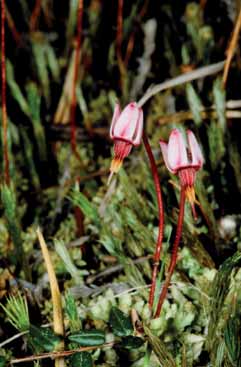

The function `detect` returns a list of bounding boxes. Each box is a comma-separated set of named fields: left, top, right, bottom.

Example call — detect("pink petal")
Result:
left=113, top=102, right=140, bottom=141
left=167, top=129, right=188, bottom=171
left=159, top=140, right=176, bottom=173
left=110, top=103, right=121, bottom=138
left=132, top=108, right=143, bottom=146
left=187, top=130, right=204, bottom=168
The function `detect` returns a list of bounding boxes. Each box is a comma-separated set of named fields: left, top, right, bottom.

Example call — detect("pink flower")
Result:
left=109, top=102, right=143, bottom=177
left=160, top=128, right=204, bottom=218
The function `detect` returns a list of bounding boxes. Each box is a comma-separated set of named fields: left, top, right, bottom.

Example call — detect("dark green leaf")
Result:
left=120, top=336, right=144, bottom=349
left=68, top=330, right=105, bottom=346
left=29, top=325, right=61, bottom=352
left=68, top=189, right=100, bottom=226
left=224, top=316, right=240, bottom=365
left=143, top=325, right=176, bottom=367
left=0, top=356, right=6, bottom=367
left=109, top=307, right=133, bottom=337
left=69, top=352, right=92, bottom=367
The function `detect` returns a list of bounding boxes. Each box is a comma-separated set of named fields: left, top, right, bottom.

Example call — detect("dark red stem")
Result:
left=116, top=0, right=123, bottom=62
left=1, top=0, right=9, bottom=185
left=70, top=0, right=83, bottom=157
left=154, top=187, right=186, bottom=318
left=142, top=133, right=164, bottom=311
left=30, top=0, right=42, bottom=32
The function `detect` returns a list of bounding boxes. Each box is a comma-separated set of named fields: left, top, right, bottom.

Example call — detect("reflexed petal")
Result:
left=159, top=140, right=176, bottom=173
left=167, top=129, right=188, bottom=171
left=113, top=102, right=139, bottom=141
left=110, top=103, right=121, bottom=138
left=187, top=130, right=204, bottom=168
left=132, top=108, right=143, bottom=146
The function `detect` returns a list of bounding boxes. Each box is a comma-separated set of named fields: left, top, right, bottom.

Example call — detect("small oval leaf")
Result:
left=68, top=330, right=105, bottom=346
left=109, top=307, right=133, bottom=337
left=120, top=336, right=144, bottom=349
left=29, top=325, right=61, bottom=352
left=69, top=352, right=92, bottom=367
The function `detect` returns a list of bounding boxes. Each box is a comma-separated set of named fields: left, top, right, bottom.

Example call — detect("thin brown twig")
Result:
left=70, top=0, right=84, bottom=158
left=11, top=342, right=115, bottom=364
left=158, top=108, right=241, bottom=125
left=5, top=4, right=21, bottom=44
left=116, top=0, right=126, bottom=90
left=86, top=255, right=152, bottom=284
left=124, top=0, right=149, bottom=67
left=223, top=6, right=241, bottom=88
left=36, top=228, right=65, bottom=367
left=30, top=0, right=42, bottom=32
left=116, top=0, right=123, bottom=62
left=1, top=0, right=10, bottom=185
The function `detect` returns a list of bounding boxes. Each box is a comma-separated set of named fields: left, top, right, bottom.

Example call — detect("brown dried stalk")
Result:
left=11, top=342, right=115, bottom=364
left=36, top=228, right=65, bottom=367
left=223, top=6, right=241, bottom=87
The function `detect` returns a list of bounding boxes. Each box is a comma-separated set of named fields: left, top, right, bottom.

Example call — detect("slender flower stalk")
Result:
left=155, top=187, right=186, bottom=318
left=155, top=128, right=204, bottom=317
left=109, top=105, right=164, bottom=312
left=142, top=133, right=164, bottom=311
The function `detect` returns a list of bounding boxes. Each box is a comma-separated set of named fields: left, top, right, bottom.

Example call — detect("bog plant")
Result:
left=109, top=102, right=204, bottom=318
left=0, top=1, right=241, bottom=366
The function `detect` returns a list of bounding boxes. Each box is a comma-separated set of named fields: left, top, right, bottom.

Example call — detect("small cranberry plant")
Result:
left=109, top=102, right=204, bottom=318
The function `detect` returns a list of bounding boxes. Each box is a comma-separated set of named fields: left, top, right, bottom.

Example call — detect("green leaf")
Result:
left=68, top=188, right=100, bottom=226
left=143, top=325, right=176, bottom=367
left=120, top=336, right=144, bottom=349
left=186, top=83, right=203, bottom=126
left=207, top=119, right=225, bottom=170
left=1, top=292, right=29, bottom=332
left=65, top=293, right=81, bottom=332
left=109, top=307, right=133, bottom=337
left=224, top=316, right=240, bottom=365
left=207, top=251, right=241, bottom=351
left=54, top=239, right=87, bottom=283
left=213, top=77, right=226, bottom=131
left=0, top=356, right=6, bottom=367
left=68, top=330, right=105, bottom=346
left=1, top=185, right=23, bottom=265
left=69, top=352, right=92, bottom=367
left=6, top=60, right=30, bottom=117
left=26, top=82, right=47, bottom=162
left=29, top=325, right=61, bottom=352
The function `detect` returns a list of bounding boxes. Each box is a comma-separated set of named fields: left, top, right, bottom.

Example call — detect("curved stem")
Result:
left=142, top=133, right=164, bottom=311
left=137, top=61, right=224, bottom=108
left=154, top=187, right=186, bottom=318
